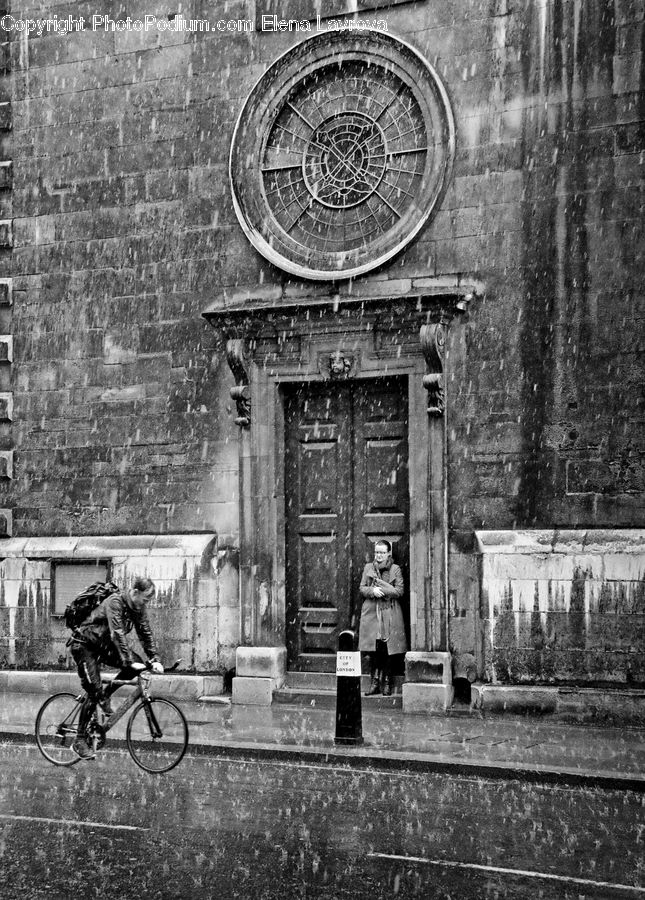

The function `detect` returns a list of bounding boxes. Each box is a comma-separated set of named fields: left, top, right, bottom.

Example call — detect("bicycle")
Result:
left=35, top=660, right=189, bottom=774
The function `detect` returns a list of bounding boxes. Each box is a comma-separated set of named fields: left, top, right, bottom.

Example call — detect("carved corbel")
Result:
left=420, top=323, right=446, bottom=416
left=226, top=338, right=251, bottom=428
left=419, top=290, right=475, bottom=416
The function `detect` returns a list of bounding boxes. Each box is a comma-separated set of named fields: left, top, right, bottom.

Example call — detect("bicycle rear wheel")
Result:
left=35, top=692, right=83, bottom=766
left=126, top=698, right=188, bottom=773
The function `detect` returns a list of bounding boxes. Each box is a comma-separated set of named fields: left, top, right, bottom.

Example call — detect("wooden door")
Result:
left=284, top=377, right=409, bottom=671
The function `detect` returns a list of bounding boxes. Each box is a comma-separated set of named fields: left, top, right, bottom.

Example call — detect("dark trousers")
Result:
left=70, top=642, right=103, bottom=735
left=369, top=639, right=391, bottom=677
left=70, top=642, right=122, bottom=735
left=71, top=642, right=104, bottom=702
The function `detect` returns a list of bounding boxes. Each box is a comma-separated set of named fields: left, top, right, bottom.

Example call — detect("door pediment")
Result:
left=203, top=287, right=477, bottom=427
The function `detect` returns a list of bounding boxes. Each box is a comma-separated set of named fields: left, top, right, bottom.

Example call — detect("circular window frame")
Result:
left=229, top=29, right=456, bottom=281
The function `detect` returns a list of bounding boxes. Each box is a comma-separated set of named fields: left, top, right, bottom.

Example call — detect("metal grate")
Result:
left=53, top=562, right=109, bottom=615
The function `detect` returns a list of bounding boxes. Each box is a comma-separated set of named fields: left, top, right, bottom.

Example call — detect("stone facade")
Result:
left=0, top=0, right=642, bottom=686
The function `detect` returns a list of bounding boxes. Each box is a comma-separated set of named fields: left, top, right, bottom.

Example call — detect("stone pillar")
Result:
left=224, top=330, right=283, bottom=651
left=421, top=319, right=450, bottom=652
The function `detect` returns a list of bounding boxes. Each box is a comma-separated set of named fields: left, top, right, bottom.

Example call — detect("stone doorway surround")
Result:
left=203, top=278, right=479, bottom=709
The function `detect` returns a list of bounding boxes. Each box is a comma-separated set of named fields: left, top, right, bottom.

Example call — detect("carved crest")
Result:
left=328, top=351, right=354, bottom=379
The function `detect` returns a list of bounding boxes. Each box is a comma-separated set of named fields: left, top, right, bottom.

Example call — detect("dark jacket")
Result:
left=74, top=591, right=159, bottom=667
left=358, top=557, right=406, bottom=655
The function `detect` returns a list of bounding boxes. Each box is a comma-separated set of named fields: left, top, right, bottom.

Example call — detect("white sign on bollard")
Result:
left=336, top=650, right=362, bottom=677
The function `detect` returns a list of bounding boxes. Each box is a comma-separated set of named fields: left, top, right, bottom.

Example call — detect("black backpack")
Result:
left=63, top=581, right=119, bottom=630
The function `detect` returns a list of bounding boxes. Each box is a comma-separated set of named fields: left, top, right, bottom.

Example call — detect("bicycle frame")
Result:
left=34, top=688, right=136, bottom=757
left=100, top=671, right=153, bottom=733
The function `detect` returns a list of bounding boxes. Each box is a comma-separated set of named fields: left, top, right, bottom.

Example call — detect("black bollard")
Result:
left=334, top=629, right=364, bottom=745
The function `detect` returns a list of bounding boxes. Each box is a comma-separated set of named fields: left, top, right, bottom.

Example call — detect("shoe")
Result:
left=382, top=676, right=393, bottom=697
left=365, top=676, right=381, bottom=696
left=72, top=737, right=96, bottom=760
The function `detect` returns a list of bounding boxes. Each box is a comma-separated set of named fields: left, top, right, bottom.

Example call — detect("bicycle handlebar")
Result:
left=113, top=658, right=182, bottom=682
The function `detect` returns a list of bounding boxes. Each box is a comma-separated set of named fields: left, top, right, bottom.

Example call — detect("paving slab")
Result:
left=2, top=690, right=644, bottom=791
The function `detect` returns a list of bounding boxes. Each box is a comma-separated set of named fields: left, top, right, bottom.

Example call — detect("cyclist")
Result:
left=69, top=576, right=164, bottom=759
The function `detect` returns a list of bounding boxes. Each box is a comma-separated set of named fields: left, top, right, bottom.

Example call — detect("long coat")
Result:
left=357, top=558, right=407, bottom=655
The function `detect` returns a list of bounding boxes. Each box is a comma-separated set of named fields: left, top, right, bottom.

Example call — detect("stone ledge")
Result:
left=0, top=670, right=224, bottom=699
left=473, top=685, right=557, bottom=715
left=475, top=529, right=645, bottom=555
left=556, top=687, right=645, bottom=725
left=472, top=685, right=645, bottom=725
left=203, top=277, right=483, bottom=317
left=0, top=533, right=218, bottom=559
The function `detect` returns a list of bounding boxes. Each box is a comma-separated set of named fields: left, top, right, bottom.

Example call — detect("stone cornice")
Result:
left=202, top=277, right=483, bottom=333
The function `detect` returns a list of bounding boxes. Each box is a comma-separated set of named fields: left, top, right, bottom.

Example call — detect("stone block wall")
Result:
left=442, top=0, right=644, bottom=538
left=477, top=530, right=645, bottom=684
left=0, top=0, right=641, bottom=678
left=0, top=0, right=639, bottom=544
left=4, top=0, right=243, bottom=538
left=0, top=0, right=12, bottom=540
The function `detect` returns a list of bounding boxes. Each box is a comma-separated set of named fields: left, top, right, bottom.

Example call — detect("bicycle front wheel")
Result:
left=126, top=698, right=188, bottom=773
left=35, top=692, right=83, bottom=766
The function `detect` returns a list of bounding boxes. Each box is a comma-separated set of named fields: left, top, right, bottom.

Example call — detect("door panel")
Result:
left=285, top=378, right=408, bottom=671
left=285, top=386, right=351, bottom=671
left=353, top=380, right=409, bottom=570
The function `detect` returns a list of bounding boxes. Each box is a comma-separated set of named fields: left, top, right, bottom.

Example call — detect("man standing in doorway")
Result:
left=358, top=540, right=406, bottom=696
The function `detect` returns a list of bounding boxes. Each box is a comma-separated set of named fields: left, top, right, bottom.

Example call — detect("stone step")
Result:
left=285, top=672, right=337, bottom=691
left=276, top=671, right=404, bottom=708
left=284, top=672, right=405, bottom=692
left=273, top=687, right=402, bottom=710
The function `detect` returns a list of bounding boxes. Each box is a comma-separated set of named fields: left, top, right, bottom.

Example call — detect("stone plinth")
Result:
left=232, top=676, right=274, bottom=706
left=232, top=646, right=287, bottom=705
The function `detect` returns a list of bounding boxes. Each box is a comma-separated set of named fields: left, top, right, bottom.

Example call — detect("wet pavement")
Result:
left=1, top=690, right=644, bottom=789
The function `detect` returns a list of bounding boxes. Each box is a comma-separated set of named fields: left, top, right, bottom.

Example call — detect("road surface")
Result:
left=1, top=742, right=643, bottom=898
